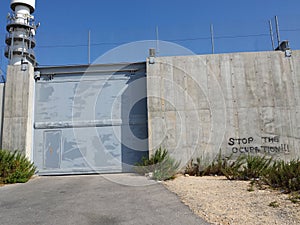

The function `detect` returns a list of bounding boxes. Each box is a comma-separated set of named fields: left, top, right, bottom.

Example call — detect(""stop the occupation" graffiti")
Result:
left=228, top=136, right=290, bottom=154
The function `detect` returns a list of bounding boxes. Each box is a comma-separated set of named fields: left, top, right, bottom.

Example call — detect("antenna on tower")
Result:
left=269, top=20, right=275, bottom=51
left=275, top=16, right=281, bottom=46
left=156, top=26, right=160, bottom=57
left=210, top=24, right=215, bottom=54
left=88, top=30, right=91, bottom=64
left=273, top=16, right=291, bottom=56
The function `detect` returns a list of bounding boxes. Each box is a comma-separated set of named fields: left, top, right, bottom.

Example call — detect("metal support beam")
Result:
left=210, top=24, right=215, bottom=54
left=275, top=16, right=281, bottom=46
left=88, top=30, right=91, bottom=64
left=269, top=20, right=275, bottom=51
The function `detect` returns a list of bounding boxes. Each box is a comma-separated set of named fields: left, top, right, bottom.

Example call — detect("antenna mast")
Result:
left=156, top=26, right=160, bottom=56
left=5, top=0, right=38, bottom=66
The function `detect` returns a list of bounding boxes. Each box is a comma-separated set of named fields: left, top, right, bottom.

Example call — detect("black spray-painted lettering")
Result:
left=228, top=137, right=254, bottom=146
left=232, top=146, right=260, bottom=154
left=228, top=136, right=290, bottom=155
left=262, top=136, right=280, bottom=143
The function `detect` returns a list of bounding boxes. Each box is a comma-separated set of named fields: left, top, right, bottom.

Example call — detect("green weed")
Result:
left=135, top=147, right=180, bottom=181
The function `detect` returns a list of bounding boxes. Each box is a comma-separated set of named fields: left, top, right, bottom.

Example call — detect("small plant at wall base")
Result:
left=222, top=154, right=273, bottom=181
left=185, top=151, right=233, bottom=177
left=203, top=152, right=233, bottom=176
left=0, top=150, right=36, bottom=184
left=185, top=158, right=203, bottom=176
left=134, top=147, right=168, bottom=175
left=184, top=152, right=300, bottom=193
left=263, top=159, right=300, bottom=193
left=134, top=147, right=180, bottom=181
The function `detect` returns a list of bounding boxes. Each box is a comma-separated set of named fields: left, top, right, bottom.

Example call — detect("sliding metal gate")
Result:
left=33, top=63, right=148, bottom=175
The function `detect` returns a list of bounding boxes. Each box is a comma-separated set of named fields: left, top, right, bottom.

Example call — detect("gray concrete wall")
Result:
left=0, top=83, right=5, bottom=147
left=2, top=64, right=35, bottom=159
left=147, top=50, right=300, bottom=165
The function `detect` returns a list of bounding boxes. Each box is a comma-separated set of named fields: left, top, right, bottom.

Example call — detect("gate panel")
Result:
left=33, top=63, right=148, bottom=175
left=44, top=131, right=61, bottom=169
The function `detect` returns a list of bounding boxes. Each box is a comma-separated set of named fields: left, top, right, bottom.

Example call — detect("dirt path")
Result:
left=164, top=176, right=300, bottom=225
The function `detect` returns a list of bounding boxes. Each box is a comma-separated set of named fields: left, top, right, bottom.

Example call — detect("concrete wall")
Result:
left=2, top=64, right=35, bottom=158
left=0, top=83, right=5, bottom=146
left=147, top=50, right=300, bottom=165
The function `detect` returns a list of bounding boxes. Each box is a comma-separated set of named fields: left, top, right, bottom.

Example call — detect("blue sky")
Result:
left=1, top=0, right=300, bottom=69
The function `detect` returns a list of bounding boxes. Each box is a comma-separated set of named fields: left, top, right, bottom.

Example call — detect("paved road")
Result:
left=0, top=174, right=210, bottom=225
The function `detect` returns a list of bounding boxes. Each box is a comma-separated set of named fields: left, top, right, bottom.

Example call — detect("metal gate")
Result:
left=33, top=63, right=148, bottom=175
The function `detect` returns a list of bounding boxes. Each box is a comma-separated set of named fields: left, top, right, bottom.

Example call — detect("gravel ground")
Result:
left=164, top=176, right=300, bottom=225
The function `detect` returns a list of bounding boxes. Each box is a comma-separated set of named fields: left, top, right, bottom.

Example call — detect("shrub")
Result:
left=135, top=147, right=180, bottom=181
left=222, top=155, right=246, bottom=180
left=186, top=153, right=273, bottom=180
left=241, top=155, right=273, bottom=180
left=222, top=154, right=273, bottom=181
left=184, top=152, right=300, bottom=193
left=152, top=156, right=181, bottom=181
left=185, top=152, right=233, bottom=176
left=0, top=150, right=36, bottom=184
left=185, top=157, right=208, bottom=176
left=135, top=147, right=168, bottom=175
left=203, top=152, right=232, bottom=176
left=263, top=159, right=300, bottom=193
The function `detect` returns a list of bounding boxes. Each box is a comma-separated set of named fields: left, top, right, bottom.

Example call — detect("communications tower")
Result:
left=5, top=0, right=38, bottom=66
left=1, top=0, right=38, bottom=158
